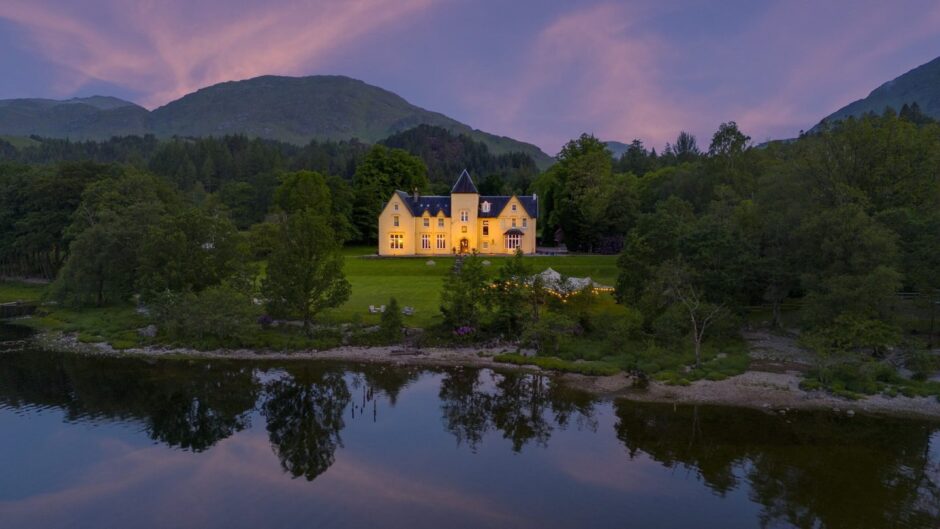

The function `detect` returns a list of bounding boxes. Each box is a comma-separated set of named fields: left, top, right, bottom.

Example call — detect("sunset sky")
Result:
left=1, top=0, right=939, bottom=154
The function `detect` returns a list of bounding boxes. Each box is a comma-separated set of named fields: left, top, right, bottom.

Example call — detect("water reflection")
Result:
left=0, top=351, right=257, bottom=451
left=262, top=366, right=350, bottom=481
left=439, top=369, right=596, bottom=452
left=1, top=332, right=939, bottom=529
left=614, top=400, right=940, bottom=529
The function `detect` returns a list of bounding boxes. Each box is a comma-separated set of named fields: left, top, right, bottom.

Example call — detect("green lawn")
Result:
left=0, top=135, right=41, bottom=149
left=0, top=281, right=47, bottom=303
left=321, top=248, right=619, bottom=327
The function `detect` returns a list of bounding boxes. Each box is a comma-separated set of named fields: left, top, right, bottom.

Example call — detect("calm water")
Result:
left=0, top=325, right=938, bottom=529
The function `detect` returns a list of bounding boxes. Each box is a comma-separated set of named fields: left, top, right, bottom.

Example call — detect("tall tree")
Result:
left=352, top=145, right=428, bottom=243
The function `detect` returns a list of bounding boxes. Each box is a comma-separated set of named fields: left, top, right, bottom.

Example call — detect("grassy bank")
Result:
left=0, top=281, right=47, bottom=303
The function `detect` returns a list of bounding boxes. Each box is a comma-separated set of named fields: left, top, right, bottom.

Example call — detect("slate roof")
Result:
left=395, top=191, right=451, bottom=217
left=392, top=170, right=538, bottom=219
left=451, top=169, right=479, bottom=194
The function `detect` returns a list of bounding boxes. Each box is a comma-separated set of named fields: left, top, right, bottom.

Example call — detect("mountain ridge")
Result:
left=0, top=75, right=553, bottom=167
left=814, top=55, right=940, bottom=130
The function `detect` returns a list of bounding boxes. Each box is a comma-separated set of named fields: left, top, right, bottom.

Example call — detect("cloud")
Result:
left=0, top=432, right=530, bottom=528
left=0, top=0, right=437, bottom=108
left=462, top=2, right=689, bottom=154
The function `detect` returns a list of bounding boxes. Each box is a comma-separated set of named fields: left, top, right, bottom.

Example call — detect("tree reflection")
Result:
left=439, top=369, right=597, bottom=452
left=614, top=400, right=940, bottom=529
left=262, top=366, right=351, bottom=481
left=0, top=350, right=258, bottom=451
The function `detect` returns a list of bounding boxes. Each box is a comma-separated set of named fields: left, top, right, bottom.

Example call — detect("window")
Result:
left=481, top=201, right=491, bottom=213
left=438, top=218, right=445, bottom=228
left=421, top=234, right=430, bottom=249
left=389, top=234, right=404, bottom=249
left=461, top=226, right=467, bottom=233
left=423, top=217, right=430, bottom=227
left=482, top=241, right=489, bottom=249
left=511, top=203, right=517, bottom=212
left=460, top=210, right=469, bottom=222
left=394, top=203, right=399, bottom=211
left=393, top=215, right=400, bottom=227
left=511, top=218, right=517, bottom=228
left=522, top=217, right=527, bottom=228
left=505, top=233, right=521, bottom=250
left=436, top=234, right=446, bottom=249
left=482, top=221, right=489, bottom=236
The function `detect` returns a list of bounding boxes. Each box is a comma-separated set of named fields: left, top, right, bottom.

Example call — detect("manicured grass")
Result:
left=0, top=281, right=47, bottom=303
left=320, top=247, right=619, bottom=328
left=0, top=135, right=41, bottom=149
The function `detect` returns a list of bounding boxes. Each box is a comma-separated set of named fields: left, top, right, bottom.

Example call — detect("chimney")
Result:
left=413, top=187, right=420, bottom=201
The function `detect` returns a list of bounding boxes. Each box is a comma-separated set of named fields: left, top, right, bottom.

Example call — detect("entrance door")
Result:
left=459, top=238, right=469, bottom=253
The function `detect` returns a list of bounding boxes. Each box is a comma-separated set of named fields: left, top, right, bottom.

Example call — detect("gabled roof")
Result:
left=451, top=169, right=479, bottom=194
left=394, top=191, right=451, bottom=217
left=478, top=195, right=538, bottom=219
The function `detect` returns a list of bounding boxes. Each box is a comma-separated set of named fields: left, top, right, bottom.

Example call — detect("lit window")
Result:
left=421, top=234, right=430, bottom=249
left=505, top=233, right=521, bottom=249
left=389, top=234, right=404, bottom=249
left=482, top=221, right=489, bottom=236
left=423, top=217, right=429, bottom=227
left=522, top=217, right=527, bottom=228
left=460, top=210, right=469, bottom=222
left=511, top=204, right=517, bottom=212
left=393, top=215, right=400, bottom=227
left=436, top=234, right=446, bottom=249
left=438, top=218, right=445, bottom=228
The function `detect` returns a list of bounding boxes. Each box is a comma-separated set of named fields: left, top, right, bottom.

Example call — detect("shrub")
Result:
left=493, top=353, right=620, bottom=376
left=151, top=283, right=259, bottom=346
left=379, top=297, right=404, bottom=343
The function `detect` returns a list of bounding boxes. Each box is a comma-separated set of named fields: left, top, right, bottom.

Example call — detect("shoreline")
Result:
left=26, top=330, right=940, bottom=422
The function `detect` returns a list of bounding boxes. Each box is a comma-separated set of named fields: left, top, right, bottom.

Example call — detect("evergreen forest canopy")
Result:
left=1, top=105, right=938, bottom=360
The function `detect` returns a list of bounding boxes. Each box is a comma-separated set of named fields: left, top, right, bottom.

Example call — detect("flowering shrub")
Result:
left=453, top=326, right=475, bottom=336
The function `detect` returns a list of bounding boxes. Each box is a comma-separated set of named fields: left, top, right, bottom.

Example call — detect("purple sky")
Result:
left=2, top=0, right=940, bottom=154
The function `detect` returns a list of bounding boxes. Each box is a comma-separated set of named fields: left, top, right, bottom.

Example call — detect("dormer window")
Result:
left=481, top=201, right=491, bottom=213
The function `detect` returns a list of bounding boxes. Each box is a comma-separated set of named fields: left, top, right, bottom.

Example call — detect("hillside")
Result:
left=815, top=55, right=940, bottom=129
left=0, top=97, right=150, bottom=139
left=0, top=75, right=552, bottom=168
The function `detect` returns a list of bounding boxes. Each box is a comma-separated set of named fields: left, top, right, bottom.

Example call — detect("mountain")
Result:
left=815, top=56, right=940, bottom=130
left=0, top=96, right=149, bottom=138
left=0, top=75, right=553, bottom=168
left=604, top=141, right=631, bottom=158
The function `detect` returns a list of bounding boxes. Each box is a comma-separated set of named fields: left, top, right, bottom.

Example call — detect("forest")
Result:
left=1, top=107, right=938, bottom=396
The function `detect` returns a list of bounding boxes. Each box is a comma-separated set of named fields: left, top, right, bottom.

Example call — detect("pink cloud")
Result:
left=0, top=0, right=438, bottom=108
left=0, top=432, right=530, bottom=528
left=462, top=2, right=690, bottom=154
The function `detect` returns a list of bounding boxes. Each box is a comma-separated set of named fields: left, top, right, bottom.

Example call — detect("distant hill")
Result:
left=0, top=75, right=552, bottom=168
left=814, top=56, right=940, bottom=130
left=381, top=124, right=538, bottom=190
left=0, top=96, right=150, bottom=138
left=604, top=141, right=631, bottom=158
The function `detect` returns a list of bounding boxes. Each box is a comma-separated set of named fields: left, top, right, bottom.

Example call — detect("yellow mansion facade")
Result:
left=378, top=170, right=538, bottom=256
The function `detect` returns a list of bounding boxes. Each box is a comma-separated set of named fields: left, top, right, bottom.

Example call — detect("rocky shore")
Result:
left=30, top=329, right=940, bottom=421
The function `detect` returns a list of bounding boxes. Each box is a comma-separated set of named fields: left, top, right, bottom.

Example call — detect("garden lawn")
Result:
left=320, top=248, right=619, bottom=328
left=0, top=281, right=47, bottom=303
